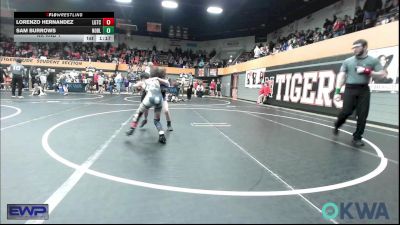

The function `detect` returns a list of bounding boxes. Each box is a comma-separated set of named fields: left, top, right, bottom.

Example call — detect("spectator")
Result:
left=94, top=71, right=99, bottom=91
left=0, top=36, right=215, bottom=69
left=210, top=79, right=216, bottom=96
left=272, top=43, right=281, bottom=54
left=216, top=79, right=222, bottom=98
left=179, top=74, right=186, bottom=97
left=187, top=82, right=193, bottom=101
left=193, top=79, right=198, bottom=96
left=257, top=83, right=265, bottom=104
left=382, top=0, right=395, bottom=13
left=30, top=66, right=38, bottom=89
left=39, top=69, right=48, bottom=91
left=0, top=67, right=5, bottom=90
left=115, top=72, right=122, bottom=95
left=259, top=46, right=266, bottom=56
left=60, top=74, right=68, bottom=96
left=323, top=18, right=334, bottom=32
left=333, top=17, right=346, bottom=37
left=254, top=45, right=261, bottom=58
left=188, top=72, right=194, bottom=84
left=304, top=30, right=313, bottom=44
left=257, top=82, right=271, bottom=105
left=88, top=77, right=95, bottom=94
left=108, top=77, right=115, bottom=94
left=98, top=75, right=105, bottom=94
left=363, top=0, right=383, bottom=27
left=313, top=28, right=322, bottom=43
left=209, top=49, right=217, bottom=58
left=198, top=59, right=205, bottom=68
left=344, top=15, right=355, bottom=34
left=377, top=0, right=399, bottom=24
left=5, top=74, right=12, bottom=91
left=124, top=76, right=130, bottom=93
left=268, top=41, right=275, bottom=53
left=125, top=53, right=130, bottom=64
left=196, top=82, right=204, bottom=98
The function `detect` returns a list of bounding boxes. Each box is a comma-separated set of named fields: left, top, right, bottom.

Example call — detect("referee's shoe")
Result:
left=333, top=127, right=339, bottom=136
left=352, top=139, right=365, bottom=147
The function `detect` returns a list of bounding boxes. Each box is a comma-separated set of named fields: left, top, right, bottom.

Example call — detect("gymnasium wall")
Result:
left=198, top=36, right=256, bottom=53
left=0, top=23, right=13, bottom=37
left=220, top=75, right=231, bottom=97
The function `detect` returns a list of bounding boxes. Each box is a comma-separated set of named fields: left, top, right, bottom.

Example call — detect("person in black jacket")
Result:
left=30, top=66, right=38, bottom=89
left=354, top=6, right=365, bottom=31
left=0, top=66, right=5, bottom=90
left=10, top=58, right=26, bottom=98
left=187, top=82, right=193, bottom=101
left=363, top=0, right=383, bottom=27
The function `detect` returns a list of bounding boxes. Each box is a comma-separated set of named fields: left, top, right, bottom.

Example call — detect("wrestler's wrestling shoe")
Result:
left=126, top=122, right=138, bottom=136
left=167, top=121, right=173, bottom=131
left=126, top=128, right=135, bottom=136
left=159, top=131, right=166, bottom=144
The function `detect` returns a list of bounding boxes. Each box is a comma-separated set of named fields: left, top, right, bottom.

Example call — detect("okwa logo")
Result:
left=322, top=202, right=390, bottom=220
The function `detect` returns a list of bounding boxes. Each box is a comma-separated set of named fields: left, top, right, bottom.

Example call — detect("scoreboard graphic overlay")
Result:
left=14, top=12, right=114, bottom=42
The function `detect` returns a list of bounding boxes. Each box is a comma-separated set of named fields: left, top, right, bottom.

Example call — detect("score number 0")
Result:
left=102, top=18, right=114, bottom=26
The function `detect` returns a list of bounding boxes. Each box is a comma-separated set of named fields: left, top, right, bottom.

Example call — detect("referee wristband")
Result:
left=335, top=88, right=341, bottom=95
left=364, top=67, right=372, bottom=75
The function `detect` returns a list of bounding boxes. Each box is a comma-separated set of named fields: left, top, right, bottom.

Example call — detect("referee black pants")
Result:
left=335, top=84, right=370, bottom=141
left=11, top=75, right=23, bottom=97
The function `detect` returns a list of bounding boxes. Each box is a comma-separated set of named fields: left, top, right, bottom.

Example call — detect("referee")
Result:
left=333, top=39, right=386, bottom=147
left=10, top=58, right=26, bottom=98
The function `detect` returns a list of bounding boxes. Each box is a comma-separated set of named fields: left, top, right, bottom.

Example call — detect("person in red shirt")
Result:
left=333, top=17, right=346, bottom=37
left=257, top=82, right=271, bottom=104
left=210, top=79, right=216, bottom=96
left=257, top=86, right=265, bottom=104
left=263, top=82, right=271, bottom=97
left=93, top=72, right=99, bottom=91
